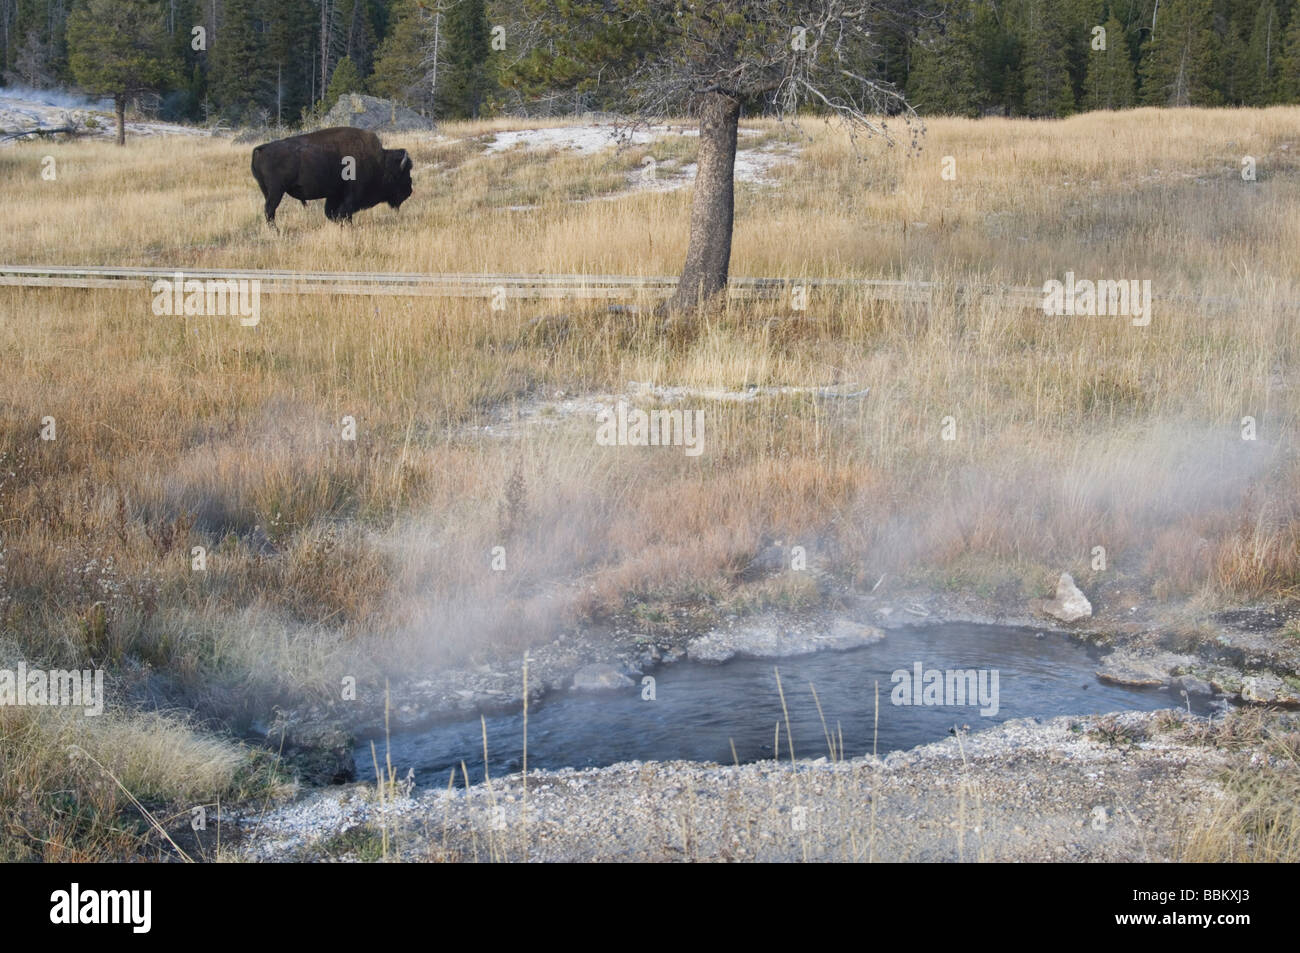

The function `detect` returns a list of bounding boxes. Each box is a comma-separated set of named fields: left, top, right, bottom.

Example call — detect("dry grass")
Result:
left=1, top=107, right=1299, bottom=859
left=0, top=704, right=287, bottom=861
left=1, top=107, right=1296, bottom=281
left=1167, top=709, right=1300, bottom=862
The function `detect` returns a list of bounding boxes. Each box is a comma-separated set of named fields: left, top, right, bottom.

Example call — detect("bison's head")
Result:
left=383, top=149, right=414, bottom=210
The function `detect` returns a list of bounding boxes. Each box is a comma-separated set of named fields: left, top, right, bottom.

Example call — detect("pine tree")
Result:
left=504, top=0, right=662, bottom=111
left=266, top=0, right=315, bottom=126
left=907, top=8, right=980, bottom=116
left=1242, top=1, right=1282, bottom=104
left=67, top=0, right=177, bottom=145
left=338, top=0, right=379, bottom=78
left=162, top=0, right=207, bottom=121
left=1084, top=14, right=1137, bottom=109
left=438, top=0, right=491, bottom=118
left=209, top=0, right=266, bottom=120
left=1218, top=0, right=1253, bottom=104
left=1020, top=0, right=1074, bottom=116
left=369, top=0, right=440, bottom=112
left=323, top=53, right=362, bottom=111
left=1278, top=4, right=1300, bottom=100
left=1061, top=0, right=1107, bottom=108
left=1140, top=0, right=1222, bottom=106
left=972, top=0, right=1024, bottom=116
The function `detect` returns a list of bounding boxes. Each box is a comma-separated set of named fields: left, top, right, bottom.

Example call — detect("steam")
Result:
left=0, top=84, right=111, bottom=111
left=855, top=419, right=1286, bottom=581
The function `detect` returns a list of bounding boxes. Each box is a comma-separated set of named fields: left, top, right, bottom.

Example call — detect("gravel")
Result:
left=247, top=588, right=1300, bottom=855
left=235, top=708, right=1236, bottom=862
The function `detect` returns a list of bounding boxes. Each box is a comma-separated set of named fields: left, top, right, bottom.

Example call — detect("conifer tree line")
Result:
left=1, top=0, right=1298, bottom=126
left=908, top=0, right=1300, bottom=114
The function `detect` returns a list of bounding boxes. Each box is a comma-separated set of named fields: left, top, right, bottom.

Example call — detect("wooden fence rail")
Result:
left=0, top=264, right=1291, bottom=313
left=0, top=264, right=1023, bottom=304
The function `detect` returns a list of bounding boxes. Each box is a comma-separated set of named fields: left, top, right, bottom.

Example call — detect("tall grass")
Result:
left=0, top=705, right=286, bottom=861
left=0, top=107, right=1298, bottom=859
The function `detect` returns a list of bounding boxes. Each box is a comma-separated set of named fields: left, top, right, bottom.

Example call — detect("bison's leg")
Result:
left=263, top=187, right=284, bottom=229
left=338, top=185, right=358, bottom=223
left=325, top=192, right=356, bottom=224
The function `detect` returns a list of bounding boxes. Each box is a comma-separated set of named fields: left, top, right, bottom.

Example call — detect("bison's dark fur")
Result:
left=250, top=126, right=412, bottom=227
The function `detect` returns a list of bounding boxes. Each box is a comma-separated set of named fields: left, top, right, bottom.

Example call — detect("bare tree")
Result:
left=522, top=1, right=932, bottom=312
left=4, top=29, right=56, bottom=88
left=424, top=0, right=443, bottom=116
left=318, top=0, right=347, bottom=105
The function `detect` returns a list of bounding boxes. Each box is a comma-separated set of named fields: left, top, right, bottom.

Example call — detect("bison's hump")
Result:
left=254, top=126, right=384, bottom=155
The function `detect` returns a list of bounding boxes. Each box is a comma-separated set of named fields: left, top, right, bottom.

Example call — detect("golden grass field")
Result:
left=0, top=106, right=1298, bottom=860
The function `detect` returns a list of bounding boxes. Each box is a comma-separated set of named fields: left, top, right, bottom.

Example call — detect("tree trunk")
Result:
left=668, top=90, right=741, bottom=313
left=320, top=0, right=331, bottom=103
left=115, top=95, right=125, bottom=146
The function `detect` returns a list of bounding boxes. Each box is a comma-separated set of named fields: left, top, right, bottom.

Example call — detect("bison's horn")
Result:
left=400, top=151, right=412, bottom=171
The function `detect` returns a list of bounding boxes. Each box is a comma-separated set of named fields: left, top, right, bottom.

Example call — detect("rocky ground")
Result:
left=0, top=88, right=207, bottom=142
left=236, top=706, right=1292, bottom=862
left=477, top=121, right=797, bottom=195
left=231, top=573, right=1300, bottom=861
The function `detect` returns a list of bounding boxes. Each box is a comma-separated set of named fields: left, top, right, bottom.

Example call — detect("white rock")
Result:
left=1042, top=573, right=1092, bottom=622
left=686, top=616, right=883, bottom=662
left=571, top=663, right=634, bottom=691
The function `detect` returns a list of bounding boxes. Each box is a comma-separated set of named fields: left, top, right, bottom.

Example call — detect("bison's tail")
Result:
left=250, top=146, right=266, bottom=189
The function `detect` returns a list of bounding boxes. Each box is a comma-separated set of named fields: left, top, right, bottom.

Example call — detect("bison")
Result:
left=250, top=126, right=412, bottom=227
